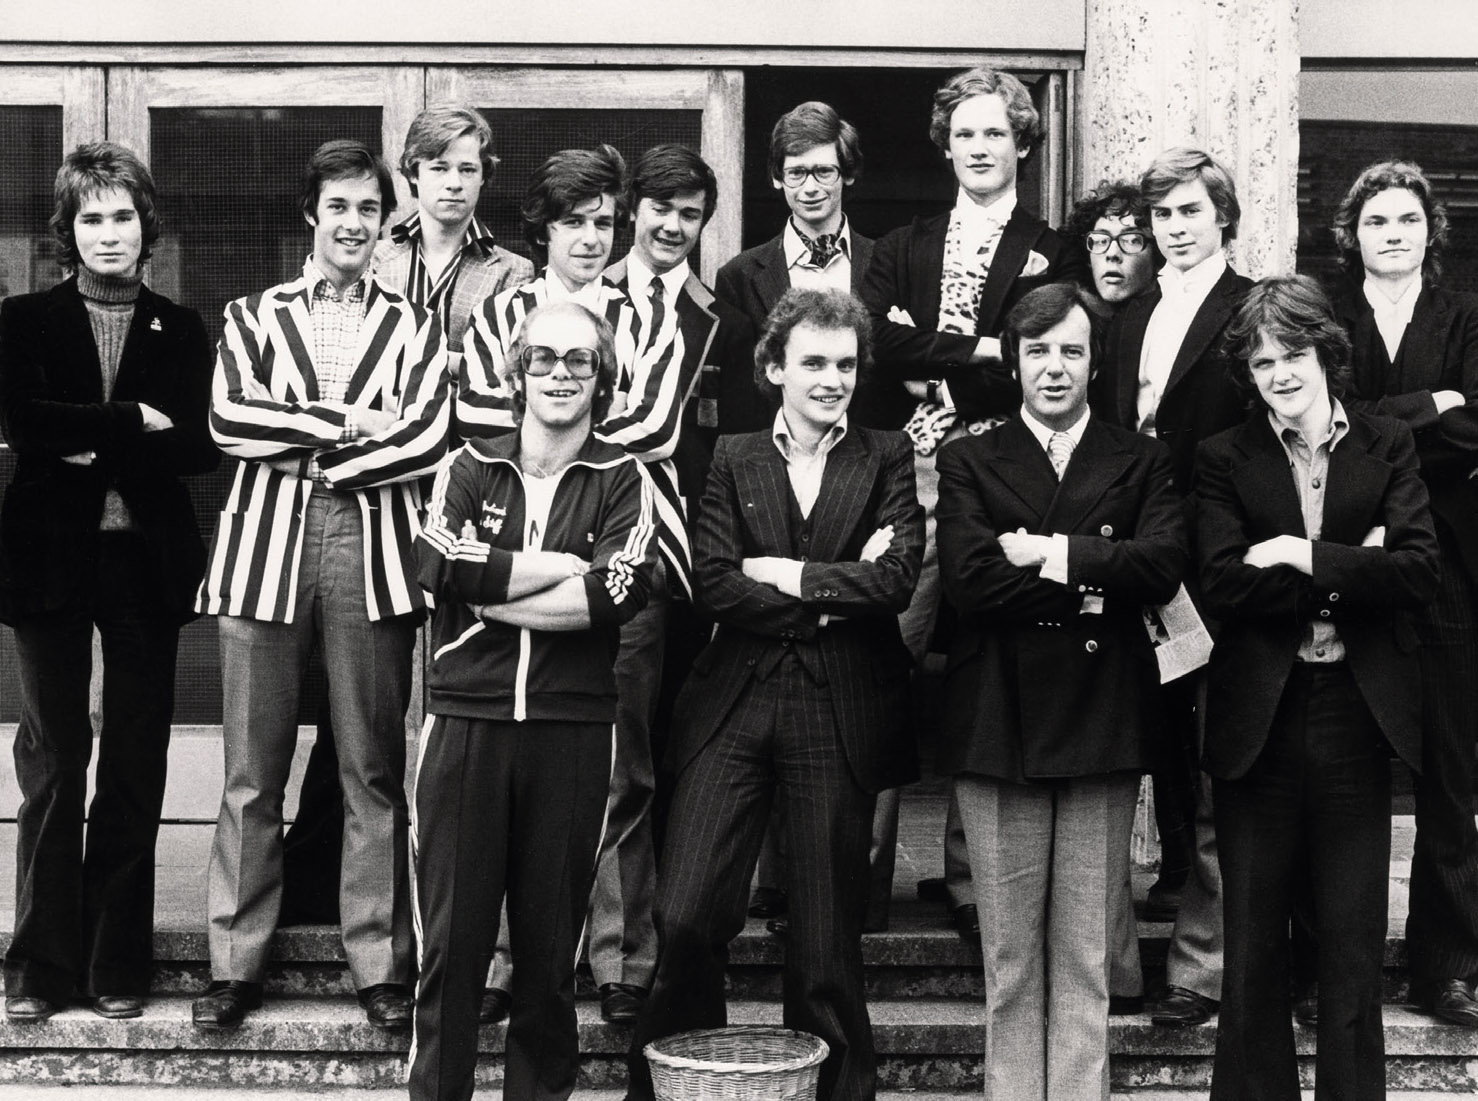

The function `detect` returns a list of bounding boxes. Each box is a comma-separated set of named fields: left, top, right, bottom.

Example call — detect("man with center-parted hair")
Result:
left=410, top=299, right=658, bottom=1101
left=936, top=281, right=1185, bottom=1099
left=1091, top=146, right=1255, bottom=1029
left=716, top=101, right=874, bottom=434
left=860, top=64, right=1087, bottom=943
left=191, top=139, right=451, bottom=1031
left=627, top=288, right=923, bottom=1101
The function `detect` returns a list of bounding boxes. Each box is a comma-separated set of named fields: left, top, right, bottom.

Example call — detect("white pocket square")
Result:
left=1021, top=250, right=1051, bottom=277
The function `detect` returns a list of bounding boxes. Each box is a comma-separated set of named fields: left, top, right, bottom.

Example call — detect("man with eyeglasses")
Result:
left=411, top=298, right=658, bottom=1101
left=716, top=101, right=874, bottom=434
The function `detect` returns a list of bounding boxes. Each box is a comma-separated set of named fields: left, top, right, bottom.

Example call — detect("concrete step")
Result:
left=2, top=996, right=1475, bottom=1092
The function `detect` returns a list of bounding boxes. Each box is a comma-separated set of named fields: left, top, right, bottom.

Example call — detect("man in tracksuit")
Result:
left=408, top=299, right=659, bottom=1101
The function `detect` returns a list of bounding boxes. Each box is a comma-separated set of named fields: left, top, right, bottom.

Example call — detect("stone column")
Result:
left=1082, top=0, right=1301, bottom=279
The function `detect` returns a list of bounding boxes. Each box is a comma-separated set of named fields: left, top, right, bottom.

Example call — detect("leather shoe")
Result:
left=359, top=983, right=414, bottom=1030
left=916, top=876, right=949, bottom=903
left=1293, top=984, right=1318, bottom=1028
left=192, top=980, right=263, bottom=1030
left=747, top=886, right=788, bottom=918
left=600, top=982, right=647, bottom=1023
left=479, top=986, right=511, bottom=1025
left=765, top=916, right=790, bottom=937
left=1109, top=994, right=1144, bottom=1016
left=4, top=995, right=58, bottom=1023
left=93, top=995, right=144, bottom=1019
left=1142, top=879, right=1184, bottom=923
left=1413, top=977, right=1478, bottom=1028
left=1151, top=985, right=1218, bottom=1028
left=952, top=903, right=981, bottom=941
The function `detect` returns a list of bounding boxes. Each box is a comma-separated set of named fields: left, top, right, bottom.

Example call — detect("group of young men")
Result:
left=117, top=61, right=1476, bottom=1101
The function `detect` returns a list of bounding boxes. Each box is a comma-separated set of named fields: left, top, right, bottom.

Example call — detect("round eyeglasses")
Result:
left=780, top=164, right=842, bottom=187
left=1085, top=229, right=1150, bottom=255
left=519, top=345, right=601, bottom=379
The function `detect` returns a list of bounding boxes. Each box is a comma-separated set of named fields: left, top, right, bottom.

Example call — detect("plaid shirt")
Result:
left=306, top=257, right=368, bottom=477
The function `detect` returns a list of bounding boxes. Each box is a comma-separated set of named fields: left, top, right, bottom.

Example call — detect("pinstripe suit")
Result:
left=197, top=264, right=450, bottom=990
left=629, top=427, right=923, bottom=1101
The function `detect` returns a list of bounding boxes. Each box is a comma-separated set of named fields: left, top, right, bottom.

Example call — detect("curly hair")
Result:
left=928, top=68, right=1043, bottom=157
left=521, top=145, right=628, bottom=264
left=753, top=288, right=872, bottom=402
left=504, top=301, right=618, bottom=425
left=1332, top=159, right=1448, bottom=283
left=1223, top=275, right=1353, bottom=402
left=1062, top=179, right=1146, bottom=245
left=51, top=142, right=161, bottom=271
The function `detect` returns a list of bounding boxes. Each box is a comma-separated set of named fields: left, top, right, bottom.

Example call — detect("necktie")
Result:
left=1048, top=431, right=1075, bottom=480
left=795, top=228, right=842, bottom=269
left=643, top=278, right=666, bottom=357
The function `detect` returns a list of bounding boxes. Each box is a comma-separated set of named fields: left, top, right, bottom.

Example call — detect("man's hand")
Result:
left=527, top=550, right=590, bottom=578
left=1434, top=390, right=1466, bottom=414
left=859, top=525, right=894, bottom=563
left=60, top=451, right=96, bottom=466
left=1242, top=534, right=1313, bottom=574
left=742, top=556, right=789, bottom=588
left=1362, top=525, right=1386, bottom=548
left=239, top=373, right=272, bottom=401
left=999, top=527, right=1050, bottom=569
left=139, top=403, right=174, bottom=432
left=356, top=408, right=398, bottom=437
left=971, top=336, right=1002, bottom=363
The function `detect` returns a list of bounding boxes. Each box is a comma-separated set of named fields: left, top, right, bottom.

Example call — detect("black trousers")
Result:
left=1212, top=664, right=1391, bottom=1101
left=3, top=533, right=179, bottom=1002
left=628, top=654, right=877, bottom=1101
left=408, top=715, right=611, bottom=1101
left=1407, top=533, right=1478, bottom=984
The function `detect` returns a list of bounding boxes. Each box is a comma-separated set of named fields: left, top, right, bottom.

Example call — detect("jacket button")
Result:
left=1329, top=592, right=1340, bottom=601
left=1319, top=609, right=1330, bottom=618
left=746, top=658, right=756, bottom=666
left=1100, top=525, right=1113, bottom=537
left=1085, top=640, right=1099, bottom=653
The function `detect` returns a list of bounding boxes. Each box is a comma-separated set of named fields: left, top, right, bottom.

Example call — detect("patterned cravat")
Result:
left=1048, top=431, right=1075, bottom=480
left=795, top=227, right=842, bottom=269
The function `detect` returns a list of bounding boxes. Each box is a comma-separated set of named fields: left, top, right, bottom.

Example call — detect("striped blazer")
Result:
left=196, top=268, right=451, bottom=623
left=460, top=268, right=694, bottom=595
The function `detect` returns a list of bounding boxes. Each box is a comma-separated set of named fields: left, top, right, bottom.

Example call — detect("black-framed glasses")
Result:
left=520, top=345, right=600, bottom=379
left=780, top=164, right=842, bottom=187
left=1085, top=229, right=1150, bottom=255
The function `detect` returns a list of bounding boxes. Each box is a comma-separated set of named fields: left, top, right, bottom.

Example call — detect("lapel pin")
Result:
left=150, top=317, right=162, bottom=331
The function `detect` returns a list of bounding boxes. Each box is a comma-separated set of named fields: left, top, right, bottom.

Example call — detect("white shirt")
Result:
left=783, top=217, right=853, bottom=293
left=952, top=188, right=1018, bottom=257
left=522, top=470, right=561, bottom=550
left=1136, top=250, right=1228, bottom=434
left=626, top=252, right=690, bottom=315
left=1363, top=276, right=1422, bottom=363
left=767, top=409, right=849, bottom=607
left=544, top=271, right=607, bottom=313
left=1018, top=405, right=1091, bottom=584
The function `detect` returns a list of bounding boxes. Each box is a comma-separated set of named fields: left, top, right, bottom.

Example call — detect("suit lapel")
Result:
left=754, top=235, right=791, bottom=317
left=1162, top=267, right=1239, bottom=401
left=910, top=214, right=949, bottom=332
left=1041, top=419, right=1136, bottom=534
left=806, top=430, right=876, bottom=562
left=269, top=286, right=320, bottom=402
left=977, top=208, right=1044, bottom=335
left=1115, top=292, right=1157, bottom=427
left=732, top=434, right=794, bottom=553
left=1323, top=419, right=1392, bottom=546
left=989, top=418, right=1059, bottom=525
left=111, top=286, right=164, bottom=400
left=1233, top=418, right=1306, bottom=537
left=1393, top=286, right=1448, bottom=393
left=849, top=233, right=875, bottom=296
left=343, top=282, right=402, bottom=405
left=51, top=281, right=104, bottom=401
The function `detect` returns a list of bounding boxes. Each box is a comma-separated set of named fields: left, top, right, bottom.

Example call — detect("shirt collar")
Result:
left=1270, top=398, right=1351, bottom=455
left=626, top=251, right=690, bottom=302
left=303, top=256, right=367, bottom=301
left=540, top=267, right=606, bottom=310
left=772, top=407, right=848, bottom=461
left=390, top=210, right=499, bottom=257
left=953, top=188, right=1018, bottom=229
left=782, top=216, right=853, bottom=268
left=1362, top=275, right=1422, bottom=321
left=1019, top=404, right=1091, bottom=452
left=1157, top=250, right=1227, bottom=298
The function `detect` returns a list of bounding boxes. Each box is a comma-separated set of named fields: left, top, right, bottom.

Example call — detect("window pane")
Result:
left=477, top=107, right=703, bottom=272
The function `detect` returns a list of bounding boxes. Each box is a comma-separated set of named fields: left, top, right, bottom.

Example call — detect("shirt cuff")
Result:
left=1039, top=533, right=1070, bottom=585
left=340, top=408, right=357, bottom=444
left=774, top=559, right=805, bottom=598
left=937, top=379, right=956, bottom=411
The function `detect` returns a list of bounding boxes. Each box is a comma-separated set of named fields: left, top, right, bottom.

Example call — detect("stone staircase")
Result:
left=1, top=897, right=1476, bottom=1096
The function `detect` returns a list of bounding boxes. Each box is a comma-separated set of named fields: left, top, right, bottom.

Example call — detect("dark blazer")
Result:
left=1334, top=282, right=1478, bottom=582
left=1094, top=265, right=1255, bottom=496
left=668, top=426, right=924, bottom=794
left=0, top=278, right=217, bottom=625
left=859, top=204, right=1087, bottom=429
left=714, top=228, right=872, bottom=435
left=1194, top=411, right=1439, bottom=779
left=935, top=416, right=1186, bottom=782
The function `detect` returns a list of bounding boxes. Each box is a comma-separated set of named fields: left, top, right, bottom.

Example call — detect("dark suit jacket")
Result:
left=1194, top=411, right=1439, bottom=778
left=714, top=227, right=873, bottom=435
left=935, top=416, right=1186, bottom=782
left=1334, top=281, right=1478, bottom=582
left=1094, top=265, right=1255, bottom=496
left=859, top=204, right=1087, bottom=429
left=0, top=278, right=218, bottom=624
left=668, top=426, right=924, bottom=794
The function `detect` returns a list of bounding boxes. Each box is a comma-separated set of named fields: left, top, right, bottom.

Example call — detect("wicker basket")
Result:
left=644, top=1026, right=830, bottom=1101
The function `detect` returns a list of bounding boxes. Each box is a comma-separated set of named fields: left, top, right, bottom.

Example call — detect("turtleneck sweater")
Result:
left=77, top=266, right=143, bottom=531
